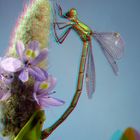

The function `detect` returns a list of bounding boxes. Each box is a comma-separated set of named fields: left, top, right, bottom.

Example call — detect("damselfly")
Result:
left=53, top=4, right=124, bottom=98
left=41, top=3, right=125, bottom=139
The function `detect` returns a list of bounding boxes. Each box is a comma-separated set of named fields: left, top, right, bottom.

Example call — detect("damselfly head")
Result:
left=65, top=8, right=78, bottom=19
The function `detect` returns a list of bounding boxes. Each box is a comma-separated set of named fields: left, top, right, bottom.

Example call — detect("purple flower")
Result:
left=33, top=75, right=64, bottom=108
left=0, top=57, right=22, bottom=73
left=16, top=40, right=48, bottom=82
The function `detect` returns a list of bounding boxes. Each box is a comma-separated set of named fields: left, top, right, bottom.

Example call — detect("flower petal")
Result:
left=19, top=69, right=29, bottom=82
left=16, top=41, right=25, bottom=60
left=37, top=94, right=64, bottom=108
left=31, top=48, right=48, bottom=66
left=33, top=92, right=39, bottom=104
left=39, top=75, right=56, bottom=94
left=28, top=40, right=40, bottom=51
left=0, top=57, right=22, bottom=72
left=45, top=97, right=65, bottom=106
left=24, top=41, right=40, bottom=61
left=29, top=67, right=47, bottom=81
left=34, top=81, right=40, bottom=92
left=41, top=69, right=48, bottom=78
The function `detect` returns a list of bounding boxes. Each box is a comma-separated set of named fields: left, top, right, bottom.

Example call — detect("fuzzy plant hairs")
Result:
left=0, top=0, right=64, bottom=139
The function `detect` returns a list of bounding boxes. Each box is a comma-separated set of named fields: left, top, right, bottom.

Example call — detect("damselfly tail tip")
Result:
left=87, top=95, right=93, bottom=99
left=87, top=91, right=94, bottom=99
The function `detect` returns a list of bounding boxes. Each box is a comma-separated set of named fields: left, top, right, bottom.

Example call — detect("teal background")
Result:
left=0, top=0, right=140, bottom=140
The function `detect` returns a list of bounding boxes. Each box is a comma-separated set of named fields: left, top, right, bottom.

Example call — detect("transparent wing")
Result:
left=86, top=42, right=95, bottom=98
left=93, top=32, right=124, bottom=59
left=100, top=47, right=119, bottom=75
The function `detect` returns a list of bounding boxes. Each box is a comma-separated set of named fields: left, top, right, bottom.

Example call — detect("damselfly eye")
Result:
left=69, top=8, right=77, bottom=17
left=66, top=8, right=77, bottom=19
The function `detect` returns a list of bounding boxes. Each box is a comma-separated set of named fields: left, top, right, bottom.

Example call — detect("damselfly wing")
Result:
left=93, top=32, right=124, bottom=75
left=86, top=41, right=96, bottom=98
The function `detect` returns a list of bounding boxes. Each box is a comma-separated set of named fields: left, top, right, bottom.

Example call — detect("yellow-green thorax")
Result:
left=72, top=19, right=93, bottom=41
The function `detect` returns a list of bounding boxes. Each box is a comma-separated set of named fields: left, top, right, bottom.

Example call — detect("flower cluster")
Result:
left=0, top=40, right=64, bottom=108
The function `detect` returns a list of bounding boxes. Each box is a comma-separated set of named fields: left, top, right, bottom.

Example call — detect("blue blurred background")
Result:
left=0, top=0, right=140, bottom=140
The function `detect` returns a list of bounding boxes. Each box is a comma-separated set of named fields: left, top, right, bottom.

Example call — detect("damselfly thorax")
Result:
left=72, top=19, right=93, bottom=42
